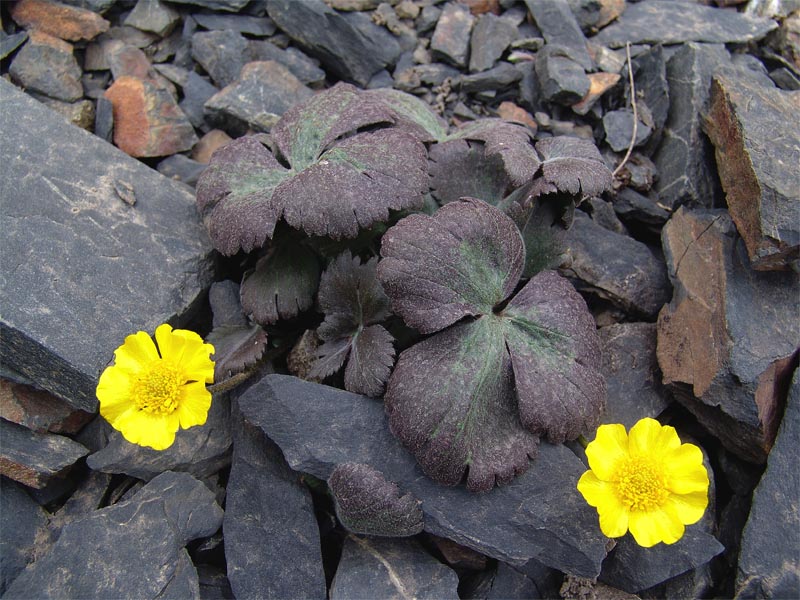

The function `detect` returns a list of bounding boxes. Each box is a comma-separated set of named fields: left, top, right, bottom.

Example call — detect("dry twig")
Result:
left=612, top=42, right=638, bottom=179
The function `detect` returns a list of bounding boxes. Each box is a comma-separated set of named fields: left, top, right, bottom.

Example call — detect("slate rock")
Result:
left=394, top=63, right=461, bottom=92
left=123, top=0, right=179, bottom=36
left=163, top=0, right=249, bottom=11
left=44, top=470, right=112, bottom=546
left=571, top=71, right=620, bottom=115
left=428, top=535, right=488, bottom=571
left=3, top=471, right=223, bottom=599
left=0, top=419, right=89, bottom=489
left=653, top=43, right=730, bottom=210
left=598, top=323, right=670, bottom=428
left=736, top=370, right=800, bottom=598
left=194, top=13, right=277, bottom=37
left=9, top=32, right=83, bottom=102
left=535, top=44, right=591, bottom=105
left=460, top=61, right=523, bottom=93
left=104, top=40, right=176, bottom=93
left=11, top=0, right=109, bottom=42
left=431, top=2, right=475, bottom=69
left=0, top=79, right=213, bottom=412
left=0, top=479, right=48, bottom=595
left=631, top=44, right=669, bottom=140
left=602, top=109, right=653, bottom=153
left=94, top=94, right=113, bottom=142
left=593, top=0, right=778, bottom=47
left=157, top=154, right=207, bottom=187
left=330, top=536, right=459, bottom=600
left=657, top=208, right=799, bottom=463
left=611, top=187, right=669, bottom=231
left=35, top=97, right=95, bottom=131
left=205, top=61, right=313, bottom=135
left=267, top=0, right=402, bottom=86
left=514, top=558, right=564, bottom=599
left=248, top=40, right=327, bottom=86
left=238, top=374, right=609, bottom=577
left=525, top=0, right=593, bottom=70
left=703, top=73, right=800, bottom=271
left=0, top=379, right=93, bottom=434
left=224, top=400, right=326, bottom=600
left=104, top=76, right=198, bottom=157
left=0, top=31, right=28, bottom=61
left=469, top=13, right=518, bottom=72
left=417, top=4, right=442, bottom=33
left=563, top=211, right=671, bottom=318
left=191, top=30, right=249, bottom=89
left=86, top=392, right=232, bottom=481
left=179, top=71, right=219, bottom=131
left=59, top=0, right=116, bottom=13
left=477, top=562, right=544, bottom=599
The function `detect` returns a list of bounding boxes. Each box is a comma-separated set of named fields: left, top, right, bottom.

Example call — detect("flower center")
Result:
left=132, top=360, right=181, bottom=414
left=614, top=456, right=669, bottom=512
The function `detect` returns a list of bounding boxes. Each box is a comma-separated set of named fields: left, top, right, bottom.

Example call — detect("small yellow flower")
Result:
left=577, top=417, right=709, bottom=547
left=96, top=324, right=215, bottom=450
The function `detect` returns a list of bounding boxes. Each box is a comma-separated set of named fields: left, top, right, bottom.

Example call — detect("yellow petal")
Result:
left=598, top=497, right=630, bottom=538
left=179, top=342, right=215, bottom=384
left=628, top=418, right=680, bottom=456
left=578, top=470, right=612, bottom=507
left=665, top=444, right=709, bottom=494
left=114, top=330, right=159, bottom=373
left=177, top=382, right=212, bottom=429
left=628, top=505, right=685, bottom=547
left=667, top=491, right=708, bottom=525
left=578, top=471, right=629, bottom=538
left=156, top=326, right=214, bottom=383
left=585, top=423, right=628, bottom=480
left=116, top=410, right=179, bottom=450
left=96, top=366, right=134, bottom=421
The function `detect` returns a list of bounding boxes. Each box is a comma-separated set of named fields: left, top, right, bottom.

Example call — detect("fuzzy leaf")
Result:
left=196, top=136, right=290, bottom=256
left=378, top=198, right=524, bottom=334
left=329, top=463, right=423, bottom=537
left=428, top=139, right=511, bottom=206
left=240, top=242, right=320, bottom=325
left=344, top=325, right=395, bottom=398
left=364, top=88, right=448, bottom=142
left=386, top=318, right=539, bottom=492
left=206, top=281, right=268, bottom=380
left=445, top=119, right=540, bottom=186
left=529, top=136, right=612, bottom=198
left=309, top=337, right=351, bottom=380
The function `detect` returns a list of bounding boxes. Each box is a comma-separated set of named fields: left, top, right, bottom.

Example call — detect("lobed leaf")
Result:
left=428, top=139, right=511, bottom=206
left=529, top=136, right=612, bottom=198
left=328, top=462, right=423, bottom=537
left=378, top=198, right=524, bottom=334
left=344, top=325, right=395, bottom=398
left=363, top=88, right=448, bottom=142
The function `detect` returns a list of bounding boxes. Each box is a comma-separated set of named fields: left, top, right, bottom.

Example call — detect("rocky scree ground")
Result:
left=0, top=0, right=799, bottom=599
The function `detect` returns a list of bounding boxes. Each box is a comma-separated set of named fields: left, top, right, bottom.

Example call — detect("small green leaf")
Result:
left=364, top=88, right=448, bottom=142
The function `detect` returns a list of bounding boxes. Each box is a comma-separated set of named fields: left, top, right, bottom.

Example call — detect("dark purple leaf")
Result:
left=309, top=337, right=351, bottom=380
left=345, top=325, right=395, bottom=398
left=240, top=242, right=320, bottom=325
left=363, top=88, right=448, bottom=143
left=196, top=136, right=290, bottom=256
left=386, top=318, right=539, bottom=492
left=328, top=463, right=423, bottom=537
left=502, top=270, right=606, bottom=443
left=378, top=198, right=524, bottom=334
left=529, top=136, right=612, bottom=198
left=428, top=139, right=511, bottom=206
left=445, top=119, right=540, bottom=186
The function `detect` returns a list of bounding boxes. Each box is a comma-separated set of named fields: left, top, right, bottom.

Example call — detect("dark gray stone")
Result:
left=0, top=79, right=214, bottom=412
left=587, top=197, right=628, bottom=236
left=0, top=31, right=28, bottom=60
left=704, top=73, right=800, bottom=271
left=469, top=14, right=518, bottom=72
left=603, top=109, right=653, bottom=153
left=248, top=40, right=327, bottom=86
left=204, top=61, right=313, bottom=135
left=0, top=420, right=89, bottom=489
left=394, top=63, right=461, bottom=92
left=563, top=211, right=671, bottom=318
left=330, top=536, right=459, bottom=600
left=654, top=43, right=730, bottom=210
left=86, top=392, right=232, bottom=481
left=162, top=0, right=249, bottom=11
left=431, top=2, right=474, bottom=69
left=631, top=45, right=669, bottom=140
left=599, top=323, right=671, bottom=428
left=460, top=62, right=523, bottom=93
left=593, top=0, right=778, bottom=48
left=4, top=471, right=223, bottom=600
left=525, top=0, right=592, bottom=70
left=191, top=30, right=249, bottom=89
left=9, top=33, right=83, bottom=102
left=238, top=374, right=609, bottom=577
left=417, top=5, right=441, bottom=34
left=179, top=71, right=219, bottom=131
left=657, top=209, right=800, bottom=463
left=514, top=558, right=563, bottom=599
left=45, top=470, right=112, bottom=546
left=266, top=0, right=402, bottom=86
left=535, top=44, right=591, bottom=105
left=60, top=0, right=116, bottom=13
left=481, top=563, right=542, bottom=599
left=94, top=95, right=113, bottom=142
left=0, top=478, right=47, bottom=595
left=157, top=154, right=207, bottom=188
left=123, top=0, right=179, bottom=37
left=194, top=13, right=277, bottom=37
left=613, top=188, right=670, bottom=229
left=224, top=401, right=326, bottom=600
left=736, top=370, right=800, bottom=598
left=770, top=66, right=800, bottom=90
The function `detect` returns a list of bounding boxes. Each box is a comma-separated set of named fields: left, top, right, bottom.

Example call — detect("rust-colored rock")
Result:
left=496, top=101, right=537, bottom=132
left=458, top=0, right=500, bottom=15
left=11, top=0, right=110, bottom=42
left=0, top=379, right=93, bottom=434
left=703, top=74, right=800, bottom=271
left=104, top=76, right=198, bottom=157
left=192, top=129, right=233, bottom=164
left=572, top=71, right=621, bottom=115
left=657, top=208, right=799, bottom=463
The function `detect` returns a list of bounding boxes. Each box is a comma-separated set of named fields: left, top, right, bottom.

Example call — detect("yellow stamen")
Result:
left=132, top=360, right=181, bottom=414
left=614, top=456, right=669, bottom=512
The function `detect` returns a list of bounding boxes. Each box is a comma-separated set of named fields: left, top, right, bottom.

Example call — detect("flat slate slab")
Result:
left=0, top=79, right=214, bottom=412
left=238, top=374, right=609, bottom=578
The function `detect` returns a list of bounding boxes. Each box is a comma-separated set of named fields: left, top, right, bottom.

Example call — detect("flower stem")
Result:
left=578, top=435, right=590, bottom=449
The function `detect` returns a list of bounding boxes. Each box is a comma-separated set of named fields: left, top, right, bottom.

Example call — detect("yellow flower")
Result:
left=577, top=417, right=709, bottom=547
left=96, top=324, right=215, bottom=450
